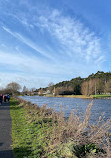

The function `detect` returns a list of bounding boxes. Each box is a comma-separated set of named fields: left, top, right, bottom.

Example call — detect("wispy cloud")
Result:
left=2, top=26, right=54, bottom=60
left=3, top=6, right=104, bottom=65
left=36, top=9, right=104, bottom=64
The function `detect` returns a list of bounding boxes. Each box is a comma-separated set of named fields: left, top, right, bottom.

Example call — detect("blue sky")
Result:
left=0, top=0, right=111, bottom=89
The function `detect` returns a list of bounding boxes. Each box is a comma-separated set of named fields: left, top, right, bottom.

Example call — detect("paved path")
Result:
left=0, top=102, right=13, bottom=158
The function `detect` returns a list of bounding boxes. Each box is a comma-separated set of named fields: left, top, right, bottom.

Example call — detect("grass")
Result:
left=10, top=98, right=52, bottom=158
left=45, top=94, right=92, bottom=99
left=10, top=98, right=111, bottom=158
left=46, top=94, right=111, bottom=99
left=91, top=94, right=111, bottom=98
left=66, top=94, right=111, bottom=99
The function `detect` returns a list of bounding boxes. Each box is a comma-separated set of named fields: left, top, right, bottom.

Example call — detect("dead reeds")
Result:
left=50, top=102, right=111, bottom=157
left=17, top=98, right=111, bottom=157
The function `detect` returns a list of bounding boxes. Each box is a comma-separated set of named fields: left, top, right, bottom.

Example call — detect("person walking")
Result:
left=0, top=94, right=3, bottom=105
left=4, top=95, right=7, bottom=102
left=7, top=94, right=10, bottom=102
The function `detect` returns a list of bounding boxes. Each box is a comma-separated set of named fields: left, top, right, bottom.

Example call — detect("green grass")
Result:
left=46, top=94, right=92, bottom=99
left=10, top=98, right=52, bottom=158
left=46, top=94, right=111, bottom=99
left=91, top=94, right=111, bottom=98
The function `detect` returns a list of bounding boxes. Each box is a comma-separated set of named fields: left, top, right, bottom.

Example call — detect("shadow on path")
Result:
left=0, top=150, right=13, bottom=158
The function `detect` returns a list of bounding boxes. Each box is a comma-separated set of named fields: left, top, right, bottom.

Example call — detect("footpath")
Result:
left=0, top=102, right=13, bottom=158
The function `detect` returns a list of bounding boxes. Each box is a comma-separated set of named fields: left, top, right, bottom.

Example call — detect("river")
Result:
left=20, top=95, right=111, bottom=124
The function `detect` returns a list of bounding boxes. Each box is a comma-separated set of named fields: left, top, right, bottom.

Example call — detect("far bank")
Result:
left=44, top=94, right=111, bottom=99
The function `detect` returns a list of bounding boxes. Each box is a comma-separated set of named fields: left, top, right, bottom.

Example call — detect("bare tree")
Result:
left=6, top=82, right=21, bottom=95
left=104, top=79, right=111, bottom=94
left=81, top=81, right=89, bottom=96
left=48, top=82, right=54, bottom=87
left=48, top=82, right=54, bottom=93
left=22, top=86, right=28, bottom=95
left=81, top=78, right=106, bottom=96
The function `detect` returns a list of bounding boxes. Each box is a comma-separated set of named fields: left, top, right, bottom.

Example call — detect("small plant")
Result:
left=72, top=143, right=105, bottom=158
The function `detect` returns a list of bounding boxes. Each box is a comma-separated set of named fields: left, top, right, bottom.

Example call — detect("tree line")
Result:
left=45, top=71, right=111, bottom=96
left=1, top=71, right=111, bottom=96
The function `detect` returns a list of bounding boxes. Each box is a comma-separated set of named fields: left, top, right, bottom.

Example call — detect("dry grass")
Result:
left=55, top=95, right=92, bottom=99
left=49, top=102, right=111, bottom=157
left=17, top=98, right=111, bottom=157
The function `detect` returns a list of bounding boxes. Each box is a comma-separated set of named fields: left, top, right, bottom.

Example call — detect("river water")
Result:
left=20, top=96, right=111, bottom=124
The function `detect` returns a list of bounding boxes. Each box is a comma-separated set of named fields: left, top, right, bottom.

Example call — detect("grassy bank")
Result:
left=10, top=98, right=53, bottom=158
left=56, top=95, right=92, bottom=99
left=91, top=94, right=111, bottom=99
left=45, top=94, right=92, bottom=99
left=45, top=94, right=111, bottom=99
left=10, top=98, right=111, bottom=158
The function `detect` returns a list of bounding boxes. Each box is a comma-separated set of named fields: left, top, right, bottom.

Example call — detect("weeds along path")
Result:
left=0, top=102, right=13, bottom=158
left=10, top=98, right=111, bottom=158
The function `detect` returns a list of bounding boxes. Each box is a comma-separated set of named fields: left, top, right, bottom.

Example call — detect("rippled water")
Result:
left=20, top=95, right=111, bottom=124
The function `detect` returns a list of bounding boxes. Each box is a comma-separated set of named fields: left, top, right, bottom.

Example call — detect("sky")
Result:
left=0, top=0, right=111, bottom=89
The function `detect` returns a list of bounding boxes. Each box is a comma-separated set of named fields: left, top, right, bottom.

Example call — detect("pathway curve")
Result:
left=0, top=102, right=13, bottom=158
